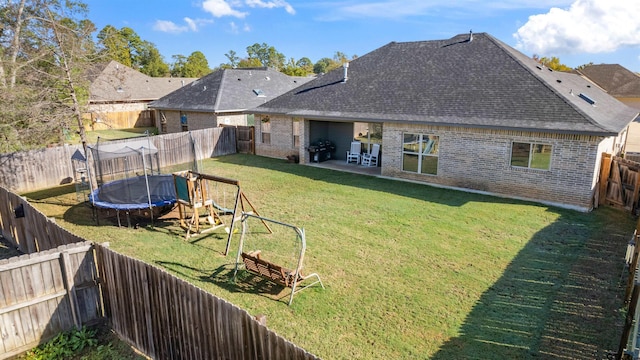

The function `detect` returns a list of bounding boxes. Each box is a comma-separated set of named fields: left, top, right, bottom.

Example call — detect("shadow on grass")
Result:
left=213, top=154, right=538, bottom=209
left=155, top=260, right=287, bottom=302
left=429, top=207, right=632, bottom=359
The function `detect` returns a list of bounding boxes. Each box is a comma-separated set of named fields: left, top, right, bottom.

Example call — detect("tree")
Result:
left=237, top=57, right=263, bottom=68
left=224, top=50, right=239, bottom=68
left=296, top=57, right=313, bottom=74
left=313, top=57, right=337, bottom=74
left=170, top=54, right=187, bottom=77
left=97, top=25, right=169, bottom=76
left=246, top=42, right=285, bottom=70
left=138, top=41, right=169, bottom=77
left=0, top=0, right=97, bottom=152
left=97, top=25, right=131, bottom=66
left=183, top=51, right=210, bottom=77
left=532, top=55, right=572, bottom=72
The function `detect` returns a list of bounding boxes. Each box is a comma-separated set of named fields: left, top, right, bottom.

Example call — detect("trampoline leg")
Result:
left=116, top=210, right=122, bottom=227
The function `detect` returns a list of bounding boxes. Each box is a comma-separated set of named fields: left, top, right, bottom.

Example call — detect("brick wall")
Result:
left=252, top=116, right=616, bottom=210
left=155, top=110, right=248, bottom=134
left=255, top=115, right=299, bottom=159
left=382, top=123, right=607, bottom=211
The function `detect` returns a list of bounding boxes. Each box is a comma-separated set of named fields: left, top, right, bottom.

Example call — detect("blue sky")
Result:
left=84, top=0, right=640, bottom=72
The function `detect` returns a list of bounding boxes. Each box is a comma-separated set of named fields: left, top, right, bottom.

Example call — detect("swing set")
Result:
left=172, top=170, right=270, bottom=254
left=233, top=212, right=324, bottom=306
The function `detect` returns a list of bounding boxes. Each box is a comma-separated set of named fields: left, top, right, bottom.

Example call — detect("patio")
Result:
left=306, top=159, right=381, bottom=176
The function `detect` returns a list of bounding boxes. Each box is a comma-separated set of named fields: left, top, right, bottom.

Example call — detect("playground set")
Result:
left=79, top=136, right=324, bottom=305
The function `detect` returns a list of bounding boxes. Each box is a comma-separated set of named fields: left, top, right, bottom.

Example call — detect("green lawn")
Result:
left=65, top=127, right=157, bottom=145
left=24, top=154, right=635, bottom=359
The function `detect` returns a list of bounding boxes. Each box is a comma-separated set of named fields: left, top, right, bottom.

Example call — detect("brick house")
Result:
left=250, top=32, right=639, bottom=211
left=88, top=60, right=196, bottom=129
left=147, top=67, right=312, bottom=134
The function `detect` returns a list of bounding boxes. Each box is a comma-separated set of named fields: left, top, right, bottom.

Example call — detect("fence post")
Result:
left=600, top=153, right=612, bottom=207
left=60, top=249, right=81, bottom=329
left=618, top=283, right=640, bottom=360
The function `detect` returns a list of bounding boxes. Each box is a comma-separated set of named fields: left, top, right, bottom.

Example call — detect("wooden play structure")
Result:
left=173, top=171, right=270, bottom=254
left=233, top=213, right=324, bottom=306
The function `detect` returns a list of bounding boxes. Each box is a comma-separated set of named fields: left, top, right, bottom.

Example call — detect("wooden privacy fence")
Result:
left=0, top=127, right=237, bottom=194
left=97, top=245, right=320, bottom=360
left=0, top=242, right=104, bottom=359
left=0, top=185, right=320, bottom=359
left=599, top=153, right=640, bottom=214
left=0, top=186, right=85, bottom=254
left=236, top=125, right=255, bottom=154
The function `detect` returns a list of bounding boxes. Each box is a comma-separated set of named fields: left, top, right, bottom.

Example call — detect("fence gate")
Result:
left=236, top=126, right=255, bottom=154
left=599, top=153, right=640, bottom=213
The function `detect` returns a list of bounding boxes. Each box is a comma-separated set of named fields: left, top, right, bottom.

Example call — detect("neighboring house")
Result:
left=576, top=64, right=640, bottom=154
left=251, top=32, right=639, bottom=211
left=147, top=67, right=312, bottom=134
left=87, top=60, right=196, bottom=130
left=576, top=64, right=640, bottom=111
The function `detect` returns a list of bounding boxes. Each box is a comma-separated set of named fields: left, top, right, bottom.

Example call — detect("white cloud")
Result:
left=202, top=0, right=248, bottom=18
left=184, top=17, right=197, bottom=31
left=153, top=18, right=213, bottom=33
left=514, top=0, right=640, bottom=55
left=245, top=0, right=295, bottom=15
left=153, top=20, right=188, bottom=33
left=314, top=0, right=575, bottom=21
left=228, top=21, right=251, bottom=34
left=230, top=21, right=239, bottom=33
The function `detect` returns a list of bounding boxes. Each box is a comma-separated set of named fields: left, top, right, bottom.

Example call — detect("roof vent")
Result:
left=265, top=76, right=270, bottom=81
left=342, top=62, right=349, bottom=83
left=253, top=89, right=265, bottom=97
left=579, top=93, right=596, bottom=105
left=469, top=30, right=473, bottom=42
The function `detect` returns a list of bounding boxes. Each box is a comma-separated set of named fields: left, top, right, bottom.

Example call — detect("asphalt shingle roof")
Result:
left=577, top=64, right=640, bottom=98
left=89, top=61, right=196, bottom=103
left=148, top=67, right=312, bottom=113
left=254, top=33, right=638, bottom=136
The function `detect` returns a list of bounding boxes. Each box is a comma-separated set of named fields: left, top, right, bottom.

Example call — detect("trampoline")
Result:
left=89, top=174, right=176, bottom=210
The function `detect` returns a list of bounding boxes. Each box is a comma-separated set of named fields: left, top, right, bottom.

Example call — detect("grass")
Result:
left=23, top=154, right=636, bottom=359
left=64, top=127, right=157, bottom=145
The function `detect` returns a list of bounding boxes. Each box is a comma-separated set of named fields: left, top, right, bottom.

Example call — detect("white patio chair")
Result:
left=346, top=141, right=361, bottom=164
left=362, top=143, right=380, bottom=167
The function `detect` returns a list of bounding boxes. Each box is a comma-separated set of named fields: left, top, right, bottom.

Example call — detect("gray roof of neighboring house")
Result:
left=577, top=64, right=640, bottom=98
left=254, top=33, right=638, bottom=136
left=89, top=60, right=196, bottom=103
left=148, top=67, right=313, bottom=113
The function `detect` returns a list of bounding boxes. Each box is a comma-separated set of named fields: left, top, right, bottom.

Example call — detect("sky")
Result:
left=83, top=0, right=640, bottom=72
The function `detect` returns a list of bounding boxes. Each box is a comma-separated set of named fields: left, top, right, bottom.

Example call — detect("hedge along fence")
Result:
left=0, top=127, right=237, bottom=194
left=0, top=242, right=103, bottom=360
left=0, top=186, right=320, bottom=359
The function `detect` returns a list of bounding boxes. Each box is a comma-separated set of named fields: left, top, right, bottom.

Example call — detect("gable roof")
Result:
left=576, top=64, right=640, bottom=98
left=254, top=33, right=638, bottom=136
left=89, top=60, right=196, bottom=103
left=148, top=67, right=312, bottom=113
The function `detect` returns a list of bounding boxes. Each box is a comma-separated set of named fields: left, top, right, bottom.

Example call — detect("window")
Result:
left=261, top=116, right=271, bottom=144
left=292, top=119, right=300, bottom=147
left=402, top=133, right=439, bottom=175
left=180, top=111, right=188, bottom=132
left=510, top=142, right=552, bottom=170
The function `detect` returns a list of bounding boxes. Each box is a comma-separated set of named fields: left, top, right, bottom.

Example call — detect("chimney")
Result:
left=469, top=30, right=473, bottom=42
left=342, top=62, right=349, bottom=83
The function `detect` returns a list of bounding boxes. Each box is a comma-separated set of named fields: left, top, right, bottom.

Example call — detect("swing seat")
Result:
left=241, top=251, right=324, bottom=304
